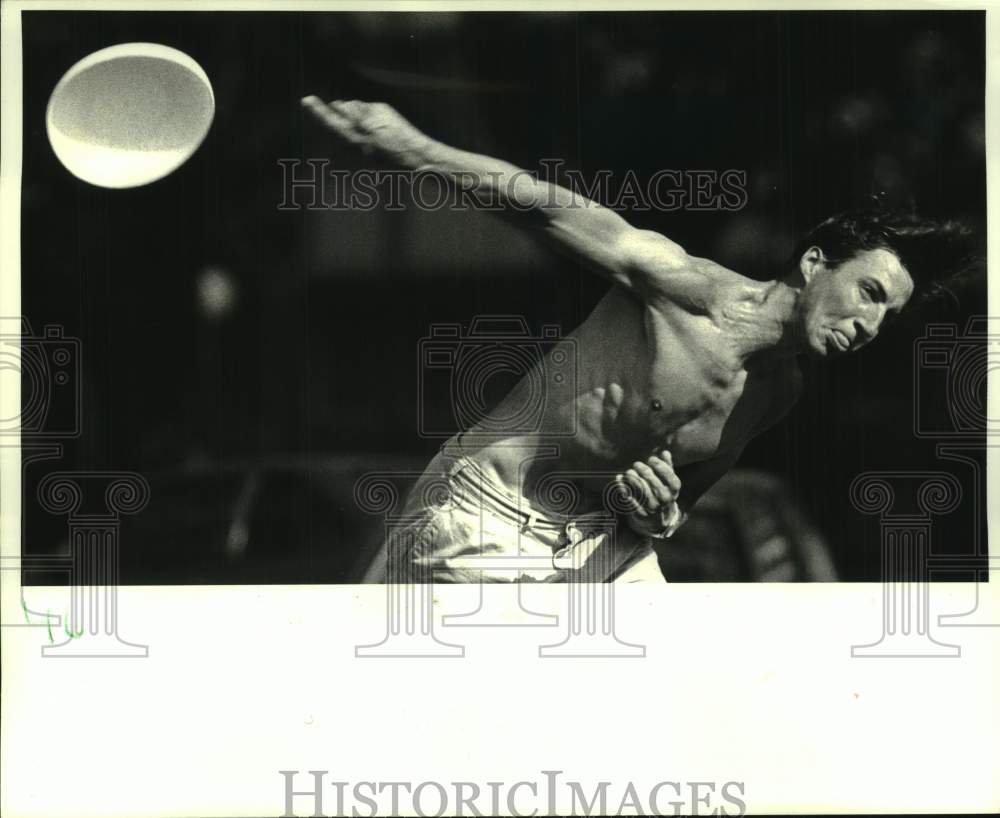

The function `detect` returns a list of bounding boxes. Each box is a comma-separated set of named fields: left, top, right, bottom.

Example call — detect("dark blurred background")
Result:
left=19, top=10, right=987, bottom=583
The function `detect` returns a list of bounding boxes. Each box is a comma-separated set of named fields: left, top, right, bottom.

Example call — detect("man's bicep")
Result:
left=614, top=228, right=713, bottom=306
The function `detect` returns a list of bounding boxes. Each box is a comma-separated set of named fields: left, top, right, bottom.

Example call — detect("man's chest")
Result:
left=661, top=368, right=778, bottom=463
left=638, top=311, right=789, bottom=464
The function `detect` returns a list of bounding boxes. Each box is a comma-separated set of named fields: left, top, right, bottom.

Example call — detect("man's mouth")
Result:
left=828, top=329, right=851, bottom=352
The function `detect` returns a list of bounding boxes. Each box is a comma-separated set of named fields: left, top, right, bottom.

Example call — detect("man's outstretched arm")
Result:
left=301, top=97, right=689, bottom=297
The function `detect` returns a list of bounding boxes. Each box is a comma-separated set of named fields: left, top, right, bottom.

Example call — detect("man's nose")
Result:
left=854, top=311, right=882, bottom=344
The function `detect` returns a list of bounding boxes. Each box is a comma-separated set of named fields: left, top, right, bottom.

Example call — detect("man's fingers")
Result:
left=646, top=455, right=681, bottom=496
left=614, top=474, right=646, bottom=515
left=330, top=99, right=370, bottom=128
left=336, top=99, right=365, bottom=114
left=632, top=461, right=672, bottom=504
left=301, top=96, right=355, bottom=136
left=623, top=469, right=654, bottom=513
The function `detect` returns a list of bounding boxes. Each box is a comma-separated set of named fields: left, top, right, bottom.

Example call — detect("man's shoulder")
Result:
left=619, top=228, right=690, bottom=272
left=622, top=232, right=744, bottom=312
left=686, top=255, right=765, bottom=298
left=620, top=230, right=766, bottom=322
left=623, top=232, right=749, bottom=285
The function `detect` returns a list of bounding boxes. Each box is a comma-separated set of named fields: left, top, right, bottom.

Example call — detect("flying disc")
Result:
left=46, top=42, right=215, bottom=189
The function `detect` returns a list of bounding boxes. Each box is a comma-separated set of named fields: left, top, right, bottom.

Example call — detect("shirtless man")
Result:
left=301, top=96, right=973, bottom=583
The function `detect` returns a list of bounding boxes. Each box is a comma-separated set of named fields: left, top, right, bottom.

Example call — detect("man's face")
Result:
left=798, top=247, right=915, bottom=357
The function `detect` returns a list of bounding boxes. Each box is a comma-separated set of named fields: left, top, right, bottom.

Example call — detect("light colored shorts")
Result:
left=376, top=448, right=666, bottom=584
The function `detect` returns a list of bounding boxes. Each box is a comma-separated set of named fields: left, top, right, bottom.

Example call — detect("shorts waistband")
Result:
left=442, top=454, right=618, bottom=542
left=444, top=456, right=566, bottom=532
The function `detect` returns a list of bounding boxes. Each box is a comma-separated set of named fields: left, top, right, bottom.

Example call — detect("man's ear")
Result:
left=799, top=245, right=826, bottom=284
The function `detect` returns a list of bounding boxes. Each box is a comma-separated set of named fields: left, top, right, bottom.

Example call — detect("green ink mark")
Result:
left=64, top=616, right=83, bottom=640
left=46, top=609, right=53, bottom=643
left=21, top=591, right=30, bottom=624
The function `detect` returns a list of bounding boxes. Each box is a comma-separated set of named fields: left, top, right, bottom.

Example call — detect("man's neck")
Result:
left=718, top=277, right=803, bottom=366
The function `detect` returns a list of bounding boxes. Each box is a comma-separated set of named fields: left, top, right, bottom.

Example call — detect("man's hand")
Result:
left=615, top=450, right=683, bottom=538
left=301, top=97, right=431, bottom=165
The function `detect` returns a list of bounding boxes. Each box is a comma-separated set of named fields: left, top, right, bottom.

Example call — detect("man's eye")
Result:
left=862, top=283, right=883, bottom=301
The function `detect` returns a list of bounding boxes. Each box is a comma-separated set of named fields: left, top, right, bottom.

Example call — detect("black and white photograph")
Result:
left=13, top=5, right=990, bottom=586
left=1, top=2, right=996, bottom=817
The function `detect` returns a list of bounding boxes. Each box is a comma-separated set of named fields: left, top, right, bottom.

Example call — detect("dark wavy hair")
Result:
left=790, top=209, right=983, bottom=309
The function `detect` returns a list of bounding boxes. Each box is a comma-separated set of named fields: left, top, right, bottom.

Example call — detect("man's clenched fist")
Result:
left=614, top=450, right=684, bottom=538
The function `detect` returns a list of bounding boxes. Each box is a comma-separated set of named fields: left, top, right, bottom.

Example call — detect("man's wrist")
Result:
left=626, top=503, right=686, bottom=540
left=403, top=136, right=446, bottom=172
left=649, top=503, right=686, bottom=539
left=652, top=503, right=687, bottom=540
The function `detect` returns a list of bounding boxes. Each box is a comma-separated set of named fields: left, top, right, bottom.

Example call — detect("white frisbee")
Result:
left=46, top=42, right=215, bottom=189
